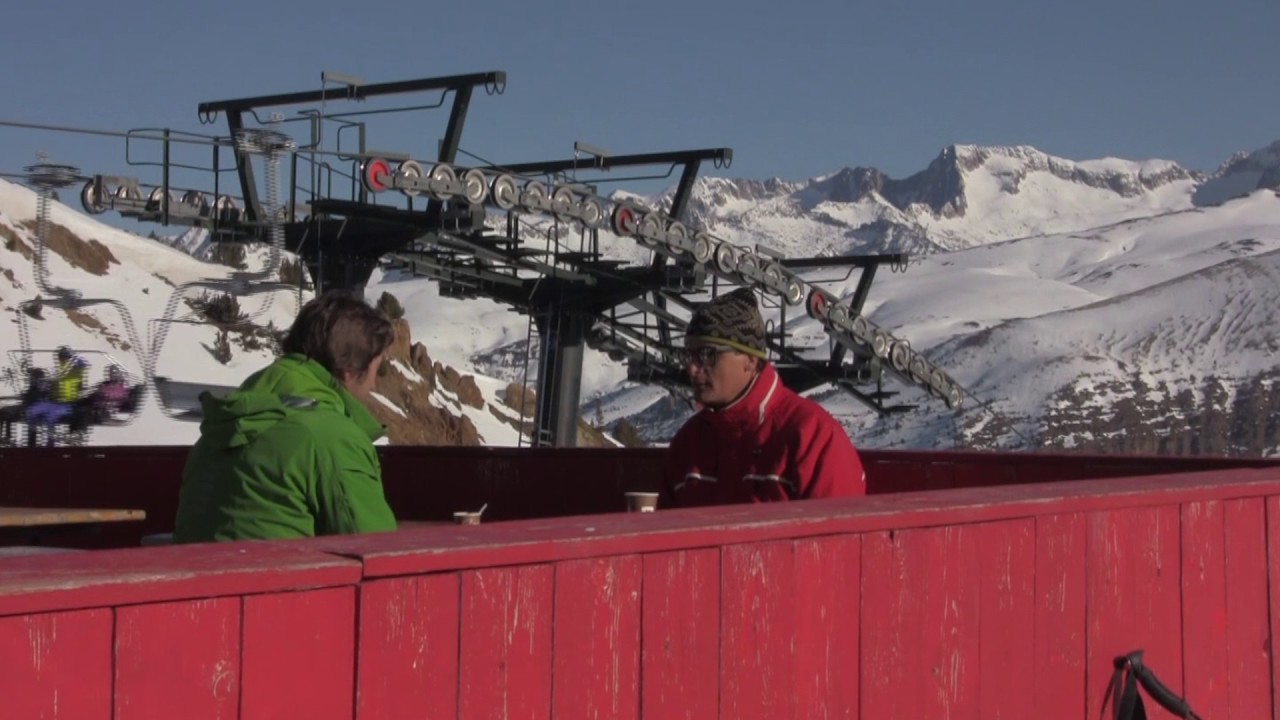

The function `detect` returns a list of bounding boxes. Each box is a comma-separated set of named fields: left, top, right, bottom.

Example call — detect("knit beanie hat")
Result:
left=685, top=287, right=767, bottom=359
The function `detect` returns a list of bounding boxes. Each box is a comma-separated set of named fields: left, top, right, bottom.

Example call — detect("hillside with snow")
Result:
left=3, top=137, right=1280, bottom=456
left=0, top=180, right=545, bottom=448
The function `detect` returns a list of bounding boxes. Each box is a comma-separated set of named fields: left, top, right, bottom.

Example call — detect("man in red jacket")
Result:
left=660, top=287, right=866, bottom=507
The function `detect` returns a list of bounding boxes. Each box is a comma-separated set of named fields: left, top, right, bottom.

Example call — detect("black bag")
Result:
left=1103, top=650, right=1202, bottom=720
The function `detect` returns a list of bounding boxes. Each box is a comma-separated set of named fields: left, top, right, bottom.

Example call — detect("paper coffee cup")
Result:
left=625, top=492, right=660, bottom=513
left=453, top=511, right=482, bottom=525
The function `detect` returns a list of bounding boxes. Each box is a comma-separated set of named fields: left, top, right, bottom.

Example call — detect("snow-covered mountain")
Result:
left=3, top=138, right=1280, bottom=456
left=641, top=144, right=1207, bottom=259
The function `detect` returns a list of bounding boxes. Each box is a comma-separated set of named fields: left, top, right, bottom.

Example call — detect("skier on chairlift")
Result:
left=24, top=346, right=86, bottom=447
left=0, top=367, right=48, bottom=445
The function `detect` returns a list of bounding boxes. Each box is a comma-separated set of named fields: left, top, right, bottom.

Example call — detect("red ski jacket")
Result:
left=659, top=363, right=866, bottom=508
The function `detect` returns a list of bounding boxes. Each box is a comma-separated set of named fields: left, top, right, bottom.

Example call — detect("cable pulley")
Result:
left=81, top=180, right=107, bottom=214
left=59, top=139, right=968, bottom=411
left=427, top=163, right=457, bottom=201
left=519, top=180, right=548, bottom=212
left=396, top=160, right=423, bottom=197
left=551, top=187, right=576, bottom=222
left=360, top=158, right=392, bottom=194
left=461, top=168, right=488, bottom=205
left=611, top=205, right=636, bottom=236
left=490, top=174, right=518, bottom=210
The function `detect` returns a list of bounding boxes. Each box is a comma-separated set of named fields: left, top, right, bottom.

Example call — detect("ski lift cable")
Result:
left=346, top=151, right=972, bottom=412
left=4, top=122, right=965, bottom=414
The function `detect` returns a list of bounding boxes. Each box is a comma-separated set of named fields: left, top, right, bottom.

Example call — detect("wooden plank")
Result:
left=952, top=461, right=1017, bottom=489
left=861, top=526, right=980, bottom=719
left=977, top=518, right=1035, bottom=719
left=919, top=526, right=981, bottom=719
left=552, top=555, right=642, bottom=720
left=864, top=460, right=926, bottom=494
left=1033, top=512, right=1086, bottom=718
left=721, top=541, right=796, bottom=720
left=314, top=468, right=1280, bottom=578
left=0, top=607, right=112, bottom=719
left=923, top=461, right=957, bottom=490
left=0, top=542, right=360, bottom=617
left=0, top=506, right=145, bottom=527
left=1224, top=497, right=1271, bottom=719
left=115, top=597, right=240, bottom=720
left=1085, top=506, right=1182, bottom=716
left=794, top=535, right=860, bottom=719
left=241, top=587, right=356, bottom=720
left=1267, top=496, right=1280, bottom=720
left=1180, top=500, right=1229, bottom=719
left=641, top=549, right=720, bottom=720
left=458, top=564, right=553, bottom=720
left=356, top=574, right=460, bottom=720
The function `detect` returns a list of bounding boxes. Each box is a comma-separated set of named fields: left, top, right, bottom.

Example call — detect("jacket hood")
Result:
left=197, top=353, right=385, bottom=449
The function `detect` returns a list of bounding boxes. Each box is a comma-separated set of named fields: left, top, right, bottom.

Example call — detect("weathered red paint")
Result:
left=721, top=540, right=797, bottom=719
left=1032, top=512, right=1086, bottom=718
left=356, top=575, right=460, bottom=720
left=1223, top=498, right=1272, bottom=718
left=793, top=535, right=860, bottom=719
left=976, top=519, right=1036, bottom=719
left=1181, top=500, right=1229, bottom=719
left=458, top=564, right=554, bottom=720
left=114, top=597, right=240, bottom=720
left=0, top=456, right=1278, bottom=719
left=241, top=586, right=356, bottom=720
left=1084, top=506, right=1184, bottom=715
left=641, top=549, right=720, bottom=720
left=0, top=541, right=360, bottom=616
left=552, top=555, right=642, bottom=720
left=0, top=608, right=113, bottom=719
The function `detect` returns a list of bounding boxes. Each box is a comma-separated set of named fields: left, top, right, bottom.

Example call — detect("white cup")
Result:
left=625, top=492, right=660, bottom=513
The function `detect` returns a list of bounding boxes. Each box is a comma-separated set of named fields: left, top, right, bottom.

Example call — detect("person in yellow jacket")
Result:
left=24, top=346, right=86, bottom=446
left=52, top=346, right=87, bottom=402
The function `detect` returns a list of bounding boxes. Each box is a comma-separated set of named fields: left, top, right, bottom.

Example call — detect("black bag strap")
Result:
left=1103, top=650, right=1202, bottom=720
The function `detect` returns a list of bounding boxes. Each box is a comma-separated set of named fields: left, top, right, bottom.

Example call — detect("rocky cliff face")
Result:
left=1036, top=370, right=1280, bottom=457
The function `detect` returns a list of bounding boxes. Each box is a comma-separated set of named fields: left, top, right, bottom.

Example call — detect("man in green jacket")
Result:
left=174, top=290, right=398, bottom=542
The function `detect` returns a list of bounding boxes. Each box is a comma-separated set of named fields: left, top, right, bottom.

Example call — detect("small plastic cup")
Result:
left=453, top=511, right=483, bottom=525
left=625, top=492, right=660, bottom=513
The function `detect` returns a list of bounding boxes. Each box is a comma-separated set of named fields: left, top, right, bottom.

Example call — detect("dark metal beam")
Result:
left=437, top=86, right=471, bottom=164
left=425, top=85, right=474, bottom=221
left=829, top=263, right=879, bottom=367
left=486, top=148, right=731, bottom=176
left=649, top=157, right=704, bottom=347
left=533, top=294, right=588, bottom=448
left=667, top=159, right=701, bottom=221
left=779, top=253, right=908, bottom=270
left=198, top=72, right=505, bottom=114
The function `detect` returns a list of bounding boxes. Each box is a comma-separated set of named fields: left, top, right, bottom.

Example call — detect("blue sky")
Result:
left=1, top=0, right=1277, bottom=208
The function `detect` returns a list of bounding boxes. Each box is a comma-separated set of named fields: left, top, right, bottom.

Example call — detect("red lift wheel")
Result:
left=361, top=158, right=392, bottom=194
left=611, top=205, right=636, bottom=236
left=806, top=288, right=829, bottom=320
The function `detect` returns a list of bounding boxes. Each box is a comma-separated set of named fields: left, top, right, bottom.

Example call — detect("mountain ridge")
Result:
left=5, top=137, right=1280, bottom=457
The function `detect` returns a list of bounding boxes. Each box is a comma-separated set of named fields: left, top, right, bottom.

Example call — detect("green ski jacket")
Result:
left=174, top=353, right=397, bottom=542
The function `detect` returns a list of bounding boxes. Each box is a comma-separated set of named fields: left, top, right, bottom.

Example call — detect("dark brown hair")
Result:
left=282, top=290, right=394, bottom=378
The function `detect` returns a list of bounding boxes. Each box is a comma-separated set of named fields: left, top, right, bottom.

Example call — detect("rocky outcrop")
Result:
left=939, top=369, right=1280, bottom=458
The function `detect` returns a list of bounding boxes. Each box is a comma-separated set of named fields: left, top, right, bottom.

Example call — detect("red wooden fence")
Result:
left=1, top=444, right=1275, bottom=548
left=3, top=462, right=1279, bottom=718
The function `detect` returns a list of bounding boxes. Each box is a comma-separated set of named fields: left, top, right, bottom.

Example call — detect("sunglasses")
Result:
left=678, top=345, right=736, bottom=368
